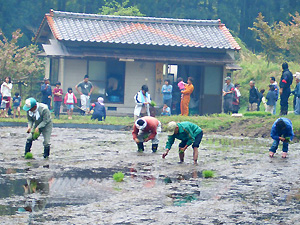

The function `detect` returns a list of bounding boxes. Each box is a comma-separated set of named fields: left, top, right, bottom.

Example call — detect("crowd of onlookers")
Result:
left=2, top=62, right=300, bottom=120
left=223, top=62, right=300, bottom=116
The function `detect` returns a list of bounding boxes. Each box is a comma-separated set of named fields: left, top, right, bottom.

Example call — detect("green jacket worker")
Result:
left=23, top=98, right=53, bottom=158
left=162, top=121, right=203, bottom=164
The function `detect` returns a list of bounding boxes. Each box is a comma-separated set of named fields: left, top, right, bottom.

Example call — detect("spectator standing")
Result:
left=180, top=77, right=194, bottom=116
left=279, top=62, right=293, bottom=115
left=64, top=87, right=77, bottom=120
left=12, top=92, right=21, bottom=118
left=75, top=75, right=94, bottom=115
left=161, top=79, right=173, bottom=109
left=257, top=89, right=266, bottom=111
left=293, top=73, right=300, bottom=115
left=232, top=83, right=241, bottom=113
left=41, top=78, right=52, bottom=109
left=134, top=85, right=151, bottom=121
left=248, top=80, right=259, bottom=111
left=90, top=97, right=106, bottom=121
left=222, top=77, right=234, bottom=114
left=1, top=76, right=12, bottom=117
left=266, top=85, right=277, bottom=114
left=53, top=82, right=63, bottom=119
left=270, top=77, right=279, bottom=114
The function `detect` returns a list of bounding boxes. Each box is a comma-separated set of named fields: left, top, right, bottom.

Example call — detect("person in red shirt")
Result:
left=52, top=82, right=63, bottom=119
left=132, top=116, right=161, bottom=152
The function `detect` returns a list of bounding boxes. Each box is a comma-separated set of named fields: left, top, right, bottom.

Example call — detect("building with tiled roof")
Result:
left=36, top=10, right=240, bottom=115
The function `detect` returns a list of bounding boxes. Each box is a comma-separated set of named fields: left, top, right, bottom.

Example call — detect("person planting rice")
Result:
left=132, top=116, right=161, bottom=152
left=23, top=97, right=53, bottom=158
left=162, top=121, right=203, bottom=164
left=269, top=117, right=294, bottom=158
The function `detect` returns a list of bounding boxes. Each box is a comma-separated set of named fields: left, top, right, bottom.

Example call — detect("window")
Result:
left=88, top=60, right=125, bottom=103
left=49, top=58, right=59, bottom=85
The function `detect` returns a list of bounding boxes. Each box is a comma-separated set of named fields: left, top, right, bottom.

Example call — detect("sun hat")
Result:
left=167, top=121, right=177, bottom=136
left=225, top=77, right=231, bottom=81
left=23, top=98, right=37, bottom=111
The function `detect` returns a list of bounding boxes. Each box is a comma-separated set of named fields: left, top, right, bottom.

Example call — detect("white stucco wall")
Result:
left=63, top=59, right=88, bottom=93
left=124, top=61, right=156, bottom=108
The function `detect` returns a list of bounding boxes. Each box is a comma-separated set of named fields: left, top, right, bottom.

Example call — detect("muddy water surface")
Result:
left=0, top=127, right=299, bottom=224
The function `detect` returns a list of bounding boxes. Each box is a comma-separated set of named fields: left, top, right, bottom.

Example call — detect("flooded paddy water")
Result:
left=0, top=127, right=299, bottom=224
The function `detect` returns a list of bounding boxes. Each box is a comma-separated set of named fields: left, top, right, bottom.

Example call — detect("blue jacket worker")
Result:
left=269, top=117, right=294, bottom=158
left=90, top=97, right=106, bottom=121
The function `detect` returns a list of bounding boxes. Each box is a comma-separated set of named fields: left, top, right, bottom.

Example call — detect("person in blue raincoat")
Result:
left=269, top=117, right=294, bottom=158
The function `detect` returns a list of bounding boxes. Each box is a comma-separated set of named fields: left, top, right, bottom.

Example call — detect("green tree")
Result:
left=0, top=29, right=44, bottom=97
left=99, top=0, right=145, bottom=16
left=250, top=12, right=300, bottom=64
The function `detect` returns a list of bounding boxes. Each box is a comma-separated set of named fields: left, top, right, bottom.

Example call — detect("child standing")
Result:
left=266, top=85, right=277, bottom=114
left=64, top=87, right=77, bottom=120
left=161, top=103, right=171, bottom=116
left=269, top=118, right=294, bottom=158
left=13, top=92, right=21, bottom=118
left=0, top=96, right=8, bottom=117
left=53, top=82, right=63, bottom=119
left=90, top=97, right=106, bottom=121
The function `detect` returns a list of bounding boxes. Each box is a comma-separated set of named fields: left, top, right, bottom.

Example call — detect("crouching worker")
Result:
left=23, top=98, right=53, bottom=158
left=162, top=121, right=203, bottom=164
left=90, top=97, right=106, bottom=121
left=269, top=117, right=294, bottom=158
left=132, top=116, right=161, bottom=152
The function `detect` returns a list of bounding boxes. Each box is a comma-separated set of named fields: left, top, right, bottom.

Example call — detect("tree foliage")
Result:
left=1, top=0, right=300, bottom=51
left=0, top=29, right=44, bottom=97
left=250, top=12, right=300, bottom=63
left=100, top=0, right=145, bottom=16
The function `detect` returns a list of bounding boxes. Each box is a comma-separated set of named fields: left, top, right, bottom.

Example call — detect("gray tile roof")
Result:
left=38, top=10, right=240, bottom=50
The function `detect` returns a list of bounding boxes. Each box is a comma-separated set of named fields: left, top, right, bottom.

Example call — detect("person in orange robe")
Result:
left=180, top=77, right=194, bottom=116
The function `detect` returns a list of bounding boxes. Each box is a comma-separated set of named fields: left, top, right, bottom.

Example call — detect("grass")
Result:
left=243, top=111, right=272, bottom=117
left=2, top=111, right=300, bottom=140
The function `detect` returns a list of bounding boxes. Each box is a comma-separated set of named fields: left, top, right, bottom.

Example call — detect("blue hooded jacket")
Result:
left=270, top=117, right=294, bottom=141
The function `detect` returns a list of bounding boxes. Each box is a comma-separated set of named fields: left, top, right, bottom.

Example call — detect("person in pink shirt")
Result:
left=53, top=82, right=63, bottom=119
left=64, top=87, right=77, bottom=119
left=177, top=77, right=186, bottom=91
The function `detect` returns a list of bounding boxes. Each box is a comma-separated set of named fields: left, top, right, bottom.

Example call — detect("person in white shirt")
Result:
left=1, top=76, right=13, bottom=117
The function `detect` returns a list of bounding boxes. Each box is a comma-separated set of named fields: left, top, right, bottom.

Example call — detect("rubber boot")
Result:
left=152, top=144, right=158, bottom=153
left=179, top=152, right=184, bottom=163
left=43, top=146, right=50, bottom=158
left=25, top=140, right=32, bottom=156
left=137, top=142, right=144, bottom=152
